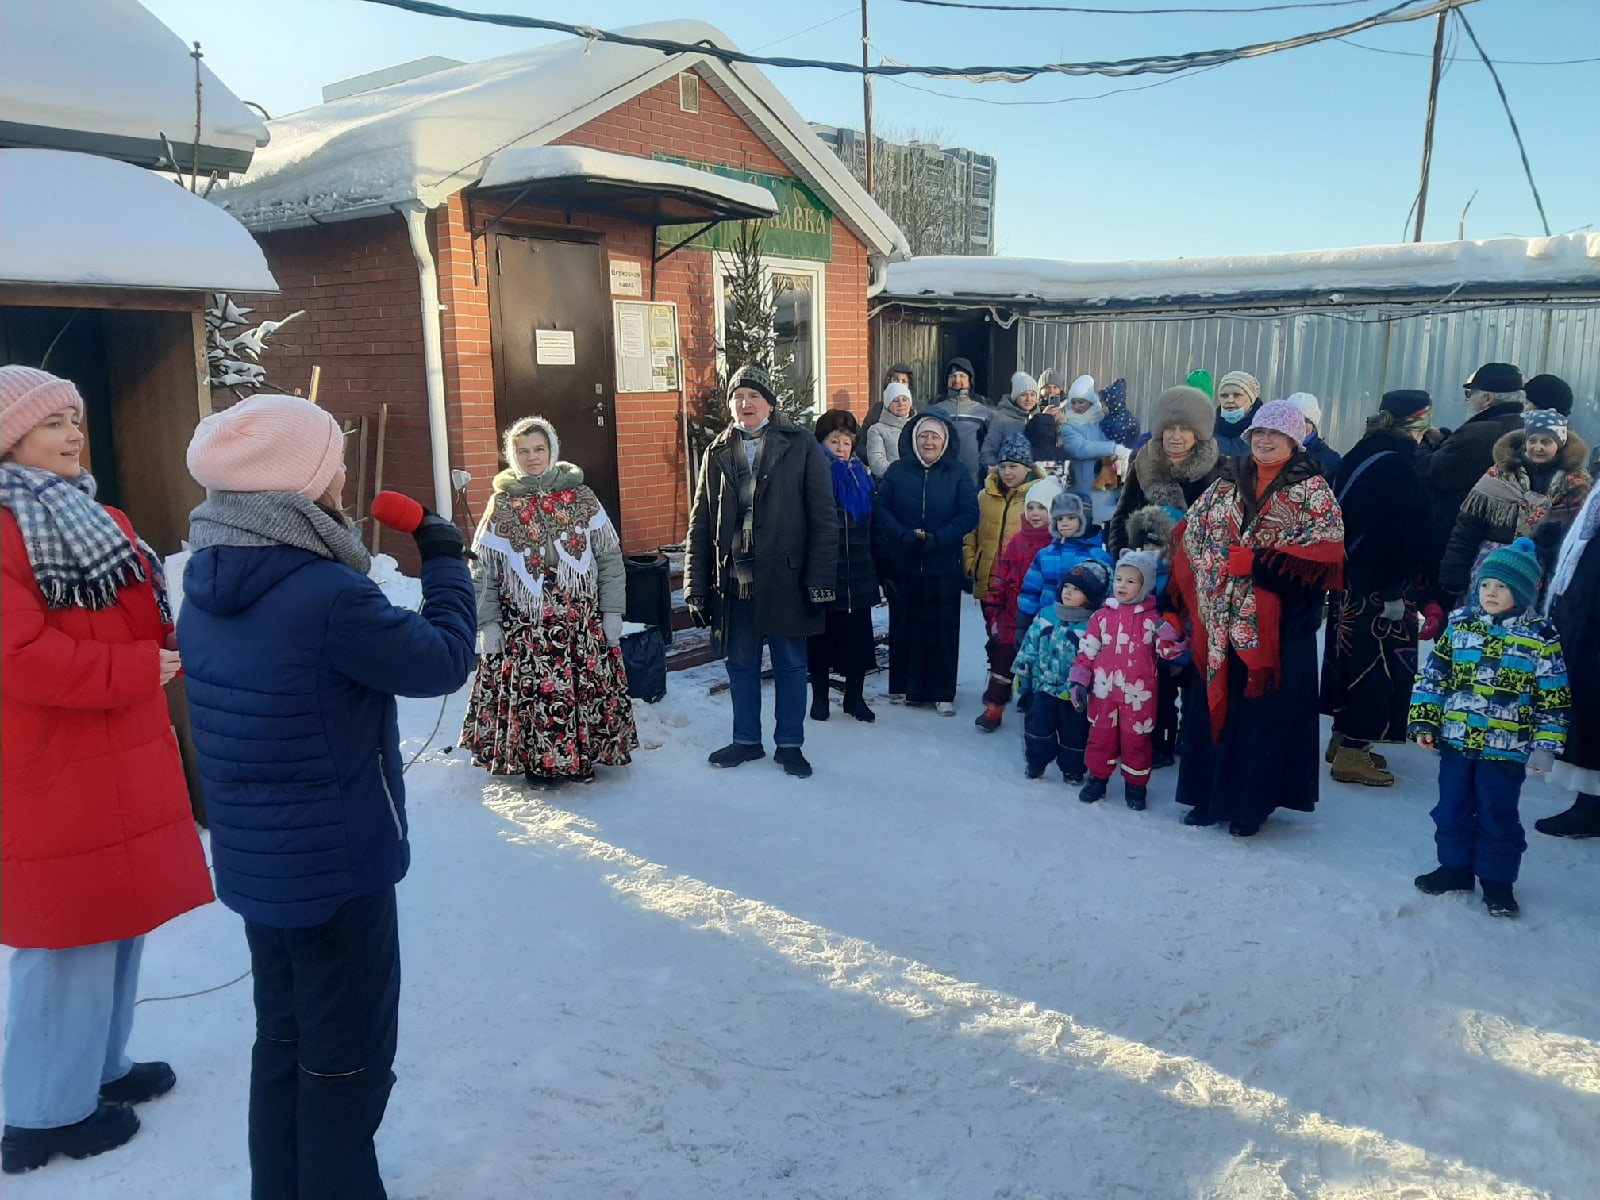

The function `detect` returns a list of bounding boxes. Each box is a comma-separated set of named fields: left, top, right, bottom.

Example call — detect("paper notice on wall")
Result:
left=617, top=306, right=647, bottom=358
left=534, top=329, right=575, bottom=365
left=615, top=300, right=679, bottom=394
left=609, top=259, right=644, bottom=296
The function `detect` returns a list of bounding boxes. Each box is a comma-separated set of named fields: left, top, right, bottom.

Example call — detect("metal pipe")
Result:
left=398, top=201, right=454, bottom=521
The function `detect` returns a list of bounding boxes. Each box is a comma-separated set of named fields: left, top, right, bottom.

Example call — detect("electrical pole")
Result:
left=1412, top=7, right=1450, bottom=242
left=862, top=0, right=874, bottom=195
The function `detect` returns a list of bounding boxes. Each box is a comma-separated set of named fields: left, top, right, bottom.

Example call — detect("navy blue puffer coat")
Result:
left=179, top=546, right=476, bottom=928
left=874, top=410, right=982, bottom=578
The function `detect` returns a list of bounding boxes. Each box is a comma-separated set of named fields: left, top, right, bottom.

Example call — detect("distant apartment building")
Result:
left=810, top=124, right=996, bottom=256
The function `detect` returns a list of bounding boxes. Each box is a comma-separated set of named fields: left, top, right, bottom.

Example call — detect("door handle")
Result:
left=594, top=399, right=606, bottom=428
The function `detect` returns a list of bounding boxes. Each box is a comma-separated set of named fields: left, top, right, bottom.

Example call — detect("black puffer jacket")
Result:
left=873, top=410, right=981, bottom=578
left=1331, top=427, right=1432, bottom=601
left=1413, top=400, right=1526, bottom=591
left=1548, top=520, right=1599, bottom=772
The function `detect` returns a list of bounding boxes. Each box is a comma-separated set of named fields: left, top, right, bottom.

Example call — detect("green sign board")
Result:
left=653, top=155, right=833, bottom=263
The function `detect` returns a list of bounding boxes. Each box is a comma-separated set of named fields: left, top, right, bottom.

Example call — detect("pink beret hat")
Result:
left=187, top=393, right=345, bottom=499
left=0, top=366, right=85, bottom=456
left=1244, top=398, right=1309, bottom=447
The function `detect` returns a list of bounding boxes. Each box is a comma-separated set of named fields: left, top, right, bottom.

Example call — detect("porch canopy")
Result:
left=475, top=145, right=779, bottom=226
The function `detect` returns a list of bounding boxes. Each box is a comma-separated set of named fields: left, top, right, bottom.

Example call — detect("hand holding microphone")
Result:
left=371, top=491, right=465, bottom=562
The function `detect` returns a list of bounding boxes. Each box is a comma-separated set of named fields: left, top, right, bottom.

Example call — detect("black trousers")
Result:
left=244, top=886, right=401, bottom=1200
left=887, top=573, right=963, bottom=703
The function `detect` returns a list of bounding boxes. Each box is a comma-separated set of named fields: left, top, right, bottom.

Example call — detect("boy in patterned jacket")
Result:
left=1409, top=538, right=1569, bottom=918
left=1014, top=561, right=1109, bottom=784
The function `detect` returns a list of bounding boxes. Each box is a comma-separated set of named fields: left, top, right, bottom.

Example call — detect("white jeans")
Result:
left=3, top=938, right=142, bottom=1129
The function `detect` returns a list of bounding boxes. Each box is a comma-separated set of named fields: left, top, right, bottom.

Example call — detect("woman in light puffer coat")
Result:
left=865, top=381, right=913, bottom=480
left=1059, top=374, right=1123, bottom=525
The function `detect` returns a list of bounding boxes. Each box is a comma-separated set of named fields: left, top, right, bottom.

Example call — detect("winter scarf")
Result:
left=0, top=463, right=169, bottom=619
left=825, top=447, right=874, bottom=523
left=726, top=427, right=768, bottom=598
left=1131, top=436, right=1221, bottom=510
left=1174, top=456, right=1344, bottom=739
left=476, top=463, right=618, bottom=616
left=188, top=489, right=372, bottom=576
left=1459, top=429, right=1592, bottom=542
left=1054, top=602, right=1092, bottom=626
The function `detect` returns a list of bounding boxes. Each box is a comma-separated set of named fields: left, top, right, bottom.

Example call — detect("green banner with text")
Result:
left=653, top=155, right=833, bottom=263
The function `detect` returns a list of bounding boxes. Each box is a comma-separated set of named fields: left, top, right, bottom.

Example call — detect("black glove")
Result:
left=685, top=595, right=712, bottom=629
left=413, top=512, right=465, bottom=562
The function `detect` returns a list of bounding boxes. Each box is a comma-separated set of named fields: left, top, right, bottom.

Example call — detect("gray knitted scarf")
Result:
left=188, top=491, right=372, bottom=574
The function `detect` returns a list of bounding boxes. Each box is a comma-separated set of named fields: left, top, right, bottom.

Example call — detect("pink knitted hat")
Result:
left=0, top=366, right=85, bottom=456
left=1243, top=399, right=1309, bottom=447
left=187, top=393, right=345, bottom=498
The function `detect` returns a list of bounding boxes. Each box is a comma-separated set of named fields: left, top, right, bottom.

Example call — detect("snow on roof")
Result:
left=0, top=0, right=268, bottom=171
left=0, top=150, right=278, bottom=293
left=885, top=234, right=1600, bottom=308
left=215, top=20, right=908, bottom=260
left=478, top=145, right=779, bottom=217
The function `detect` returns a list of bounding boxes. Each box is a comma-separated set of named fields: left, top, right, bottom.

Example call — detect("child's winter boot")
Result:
left=1330, top=743, right=1395, bottom=787
left=1414, top=865, right=1475, bottom=895
left=1480, top=878, right=1520, bottom=918
left=974, top=703, right=1005, bottom=732
left=1078, top=776, right=1107, bottom=804
left=1125, top=785, right=1148, bottom=811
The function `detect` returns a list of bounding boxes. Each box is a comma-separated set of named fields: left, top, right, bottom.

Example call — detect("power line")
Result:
left=354, top=0, right=1464, bottom=82
left=1337, top=38, right=1600, bottom=65
left=880, top=59, right=1228, bottom=103
left=1453, top=7, right=1551, bottom=237
left=752, top=8, right=859, bottom=52
left=887, top=0, right=1378, bottom=13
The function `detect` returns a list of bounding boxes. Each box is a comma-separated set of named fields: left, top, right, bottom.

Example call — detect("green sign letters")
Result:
left=653, top=155, right=833, bottom=263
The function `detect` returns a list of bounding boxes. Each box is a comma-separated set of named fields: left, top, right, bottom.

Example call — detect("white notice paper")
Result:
left=534, top=329, right=575, bottom=365
left=617, top=308, right=647, bottom=358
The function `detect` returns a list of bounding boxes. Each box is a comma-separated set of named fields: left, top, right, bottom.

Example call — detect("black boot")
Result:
left=1182, top=807, right=1216, bottom=827
left=1078, top=776, right=1107, bottom=804
left=810, top=672, right=830, bottom=721
left=1228, top=820, right=1262, bottom=838
left=1414, top=865, right=1475, bottom=895
left=774, top=747, right=813, bottom=779
left=100, top=1062, right=175, bottom=1106
left=2, top=1104, right=139, bottom=1174
left=708, top=742, right=765, bottom=768
left=841, top=676, right=875, bottom=723
left=1481, top=878, right=1519, bottom=918
left=1535, top=793, right=1600, bottom=838
left=1125, top=785, right=1148, bottom=811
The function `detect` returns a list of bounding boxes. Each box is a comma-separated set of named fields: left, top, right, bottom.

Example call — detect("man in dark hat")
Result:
left=1414, top=363, right=1528, bottom=602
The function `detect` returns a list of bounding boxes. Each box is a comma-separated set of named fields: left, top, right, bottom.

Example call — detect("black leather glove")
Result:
left=413, top=512, right=465, bottom=562
left=686, top=595, right=712, bottom=629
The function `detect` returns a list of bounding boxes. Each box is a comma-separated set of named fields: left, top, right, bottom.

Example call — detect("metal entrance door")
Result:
left=488, top=233, right=622, bottom=523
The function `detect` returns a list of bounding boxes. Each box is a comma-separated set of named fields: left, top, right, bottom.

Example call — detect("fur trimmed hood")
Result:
left=1126, top=504, right=1179, bottom=556
left=1492, top=427, right=1589, bottom=475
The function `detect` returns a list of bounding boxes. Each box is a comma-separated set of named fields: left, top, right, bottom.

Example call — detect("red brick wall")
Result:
left=250, top=69, right=874, bottom=559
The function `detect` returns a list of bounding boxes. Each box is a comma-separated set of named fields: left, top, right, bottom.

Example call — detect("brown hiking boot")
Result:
left=1330, top=744, right=1395, bottom=787
left=1325, top=732, right=1388, bottom=770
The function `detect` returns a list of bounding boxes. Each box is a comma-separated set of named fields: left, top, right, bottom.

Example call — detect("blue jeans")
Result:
left=1433, top=746, right=1528, bottom=884
left=3, top=937, right=142, bottom=1129
left=245, top=887, right=400, bottom=1200
left=724, top=598, right=807, bottom=749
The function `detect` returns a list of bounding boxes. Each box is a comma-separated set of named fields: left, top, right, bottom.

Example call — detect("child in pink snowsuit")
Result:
left=1069, top=549, right=1184, bottom=810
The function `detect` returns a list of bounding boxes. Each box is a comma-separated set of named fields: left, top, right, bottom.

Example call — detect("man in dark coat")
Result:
left=1535, top=488, right=1600, bottom=837
left=1414, top=362, right=1527, bottom=601
left=685, top=364, right=839, bottom=778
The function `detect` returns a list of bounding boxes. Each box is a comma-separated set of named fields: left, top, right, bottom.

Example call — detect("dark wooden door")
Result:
left=488, top=233, right=622, bottom=523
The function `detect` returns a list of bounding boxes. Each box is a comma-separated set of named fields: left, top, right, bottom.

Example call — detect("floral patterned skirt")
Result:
left=460, top=586, right=638, bottom=778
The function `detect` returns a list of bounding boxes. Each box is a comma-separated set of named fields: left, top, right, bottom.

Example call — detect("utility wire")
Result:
left=753, top=8, right=859, bottom=52
left=1453, top=7, right=1551, bottom=237
left=1338, top=38, right=1600, bottom=65
left=355, top=0, right=1461, bottom=82
left=886, top=0, right=1378, bottom=13
left=881, top=59, right=1227, bottom=103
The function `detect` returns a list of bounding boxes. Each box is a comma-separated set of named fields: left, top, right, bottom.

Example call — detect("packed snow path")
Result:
left=5, top=605, right=1597, bottom=1199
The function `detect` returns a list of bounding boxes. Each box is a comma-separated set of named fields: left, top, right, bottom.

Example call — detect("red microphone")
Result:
left=371, top=490, right=425, bottom=535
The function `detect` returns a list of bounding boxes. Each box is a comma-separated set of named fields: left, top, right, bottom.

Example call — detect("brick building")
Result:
left=217, top=21, right=906, bottom=556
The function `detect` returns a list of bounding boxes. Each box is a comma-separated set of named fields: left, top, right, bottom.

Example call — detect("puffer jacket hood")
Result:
left=899, top=408, right=963, bottom=466
left=946, top=356, right=976, bottom=385
left=882, top=362, right=916, bottom=391
left=183, top=543, right=323, bottom=618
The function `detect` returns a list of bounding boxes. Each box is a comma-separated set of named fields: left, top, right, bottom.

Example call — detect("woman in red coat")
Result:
left=0, top=367, right=212, bottom=1174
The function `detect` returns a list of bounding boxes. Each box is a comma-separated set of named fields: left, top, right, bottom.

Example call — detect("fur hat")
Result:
left=1522, top=407, right=1568, bottom=445
left=1010, top=371, right=1039, bottom=401
left=1380, top=389, right=1432, bottom=419
left=1062, top=559, right=1110, bottom=609
left=503, top=415, right=562, bottom=475
left=1525, top=373, right=1574, bottom=417
left=1151, top=385, right=1214, bottom=438
left=1477, top=537, right=1541, bottom=612
left=1025, top=475, right=1064, bottom=510
left=728, top=363, right=777, bottom=406
left=1466, top=362, right=1522, bottom=395
left=814, top=408, right=860, bottom=444
left=1186, top=368, right=1215, bottom=400
left=1049, top=489, right=1090, bottom=534
left=1114, top=549, right=1160, bottom=604
left=187, top=393, right=345, bottom=499
left=1127, top=504, right=1178, bottom=555
left=0, top=366, right=85, bottom=457
left=1067, top=373, right=1097, bottom=403
left=1218, top=370, right=1262, bottom=403
left=883, top=380, right=913, bottom=411
left=1244, top=399, right=1309, bottom=447
left=996, top=432, right=1035, bottom=468
left=1286, top=392, right=1322, bottom=429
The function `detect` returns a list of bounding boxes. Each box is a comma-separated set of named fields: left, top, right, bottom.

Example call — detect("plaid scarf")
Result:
left=0, top=463, right=168, bottom=621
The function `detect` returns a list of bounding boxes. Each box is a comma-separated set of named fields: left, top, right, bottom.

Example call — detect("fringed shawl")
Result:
left=1174, top=456, right=1344, bottom=739
left=1459, top=429, right=1592, bottom=542
left=474, top=466, right=620, bottom=618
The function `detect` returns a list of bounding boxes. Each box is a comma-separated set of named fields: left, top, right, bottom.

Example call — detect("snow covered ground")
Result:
left=4, top=602, right=1597, bottom=1199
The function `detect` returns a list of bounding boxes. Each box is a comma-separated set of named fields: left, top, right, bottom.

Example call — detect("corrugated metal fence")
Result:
left=1013, top=301, right=1600, bottom=451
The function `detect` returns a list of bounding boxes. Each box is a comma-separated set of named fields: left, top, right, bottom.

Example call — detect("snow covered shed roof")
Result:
left=0, top=0, right=269, bottom=177
left=0, top=150, right=278, bottom=294
left=215, top=20, right=908, bottom=261
left=884, top=235, right=1600, bottom=312
left=477, top=146, right=780, bottom=225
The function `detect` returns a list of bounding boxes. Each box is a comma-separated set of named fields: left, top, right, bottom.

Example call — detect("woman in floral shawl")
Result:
left=1171, top=400, right=1345, bottom=836
left=461, top=416, right=637, bottom=785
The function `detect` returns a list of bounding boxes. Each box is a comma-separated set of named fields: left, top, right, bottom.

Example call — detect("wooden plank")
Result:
left=0, top=284, right=209, bottom=312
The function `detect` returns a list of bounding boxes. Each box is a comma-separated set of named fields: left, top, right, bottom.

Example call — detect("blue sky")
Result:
left=144, top=0, right=1597, bottom=261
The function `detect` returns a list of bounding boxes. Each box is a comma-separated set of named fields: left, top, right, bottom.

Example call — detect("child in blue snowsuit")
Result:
left=1409, top=538, right=1569, bottom=918
left=1014, top=560, right=1111, bottom=783
left=1016, top=491, right=1111, bottom=635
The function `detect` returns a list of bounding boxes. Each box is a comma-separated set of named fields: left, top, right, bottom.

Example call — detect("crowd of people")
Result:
left=0, top=352, right=1594, bottom=1189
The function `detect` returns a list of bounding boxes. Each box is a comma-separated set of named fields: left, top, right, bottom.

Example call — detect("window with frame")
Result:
left=713, top=252, right=825, bottom=418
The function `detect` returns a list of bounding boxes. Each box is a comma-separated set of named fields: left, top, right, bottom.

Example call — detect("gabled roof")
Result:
left=0, top=0, right=268, bottom=177
left=214, top=20, right=908, bottom=261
